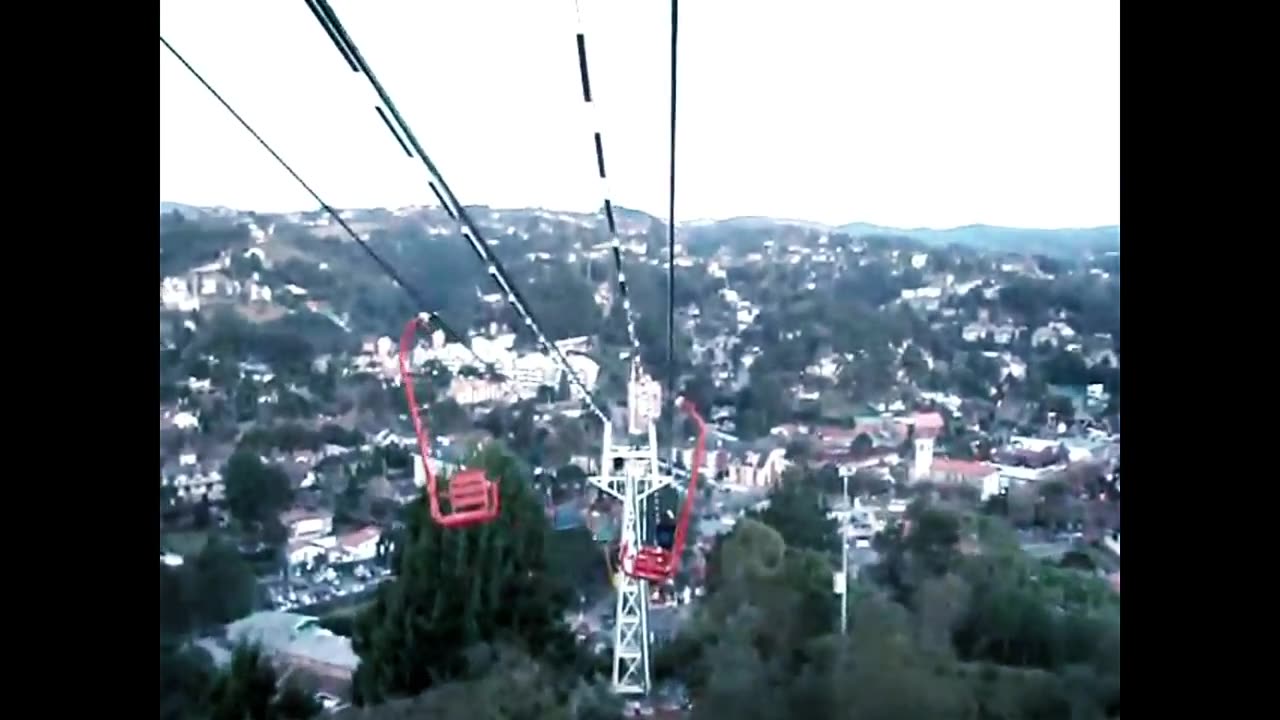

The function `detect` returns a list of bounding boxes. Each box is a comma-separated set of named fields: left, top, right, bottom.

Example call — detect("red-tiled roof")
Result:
left=339, top=526, right=380, bottom=548
left=816, top=426, right=860, bottom=441
left=914, top=412, right=946, bottom=429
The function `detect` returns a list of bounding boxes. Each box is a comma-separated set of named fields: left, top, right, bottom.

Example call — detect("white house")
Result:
left=164, top=469, right=225, bottom=504
left=281, top=509, right=334, bottom=540
left=928, top=458, right=1002, bottom=500
left=288, top=535, right=332, bottom=568
left=160, top=277, right=201, bottom=312
left=513, top=352, right=558, bottom=397
left=449, top=376, right=509, bottom=405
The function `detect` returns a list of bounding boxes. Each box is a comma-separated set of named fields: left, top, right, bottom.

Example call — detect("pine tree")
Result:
left=351, top=446, right=577, bottom=704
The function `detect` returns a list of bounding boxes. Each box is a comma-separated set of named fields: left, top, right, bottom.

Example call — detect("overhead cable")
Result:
left=159, top=35, right=483, bottom=369
left=304, top=0, right=609, bottom=424
left=569, top=0, right=641, bottom=364
left=666, top=0, right=680, bottom=453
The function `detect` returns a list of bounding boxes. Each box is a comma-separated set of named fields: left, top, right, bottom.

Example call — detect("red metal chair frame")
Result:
left=625, top=398, right=708, bottom=582
left=398, top=315, right=500, bottom=528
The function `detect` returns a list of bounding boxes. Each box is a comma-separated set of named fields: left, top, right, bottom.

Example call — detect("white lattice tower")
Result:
left=588, top=418, right=673, bottom=695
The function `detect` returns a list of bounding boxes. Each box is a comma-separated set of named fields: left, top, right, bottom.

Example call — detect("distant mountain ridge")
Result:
left=835, top=222, right=1119, bottom=256
left=160, top=201, right=1118, bottom=257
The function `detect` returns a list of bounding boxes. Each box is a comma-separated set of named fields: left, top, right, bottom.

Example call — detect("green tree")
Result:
left=429, top=398, right=471, bottom=436
left=849, top=433, right=874, bottom=459
left=224, top=451, right=294, bottom=528
left=785, top=437, right=814, bottom=462
left=674, top=519, right=838, bottom=698
left=836, top=593, right=976, bottom=720
left=349, top=446, right=579, bottom=704
left=160, top=637, right=216, bottom=720
left=336, top=645, right=613, bottom=719
left=748, top=469, right=838, bottom=556
left=189, top=537, right=259, bottom=627
left=206, top=643, right=322, bottom=720
left=734, top=374, right=787, bottom=439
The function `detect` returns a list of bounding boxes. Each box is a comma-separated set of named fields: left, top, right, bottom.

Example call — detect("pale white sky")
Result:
left=160, top=0, right=1118, bottom=229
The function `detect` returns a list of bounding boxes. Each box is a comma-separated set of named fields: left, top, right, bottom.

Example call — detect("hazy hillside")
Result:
left=836, top=222, right=1120, bottom=257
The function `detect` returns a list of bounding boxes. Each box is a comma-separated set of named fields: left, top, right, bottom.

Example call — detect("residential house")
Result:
left=280, top=509, right=334, bottom=540
left=725, top=448, right=789, bottom=488
left=188, top=259, right=236, bottom=297
left=927, top=458, right=1002, bottom=500
left=512, top=352, right=559, bottom=398
left=212, top=612, right=359, bottom=699
left=1031, top=322, right=1078, bottom=348
left=160, top=276, right=200, bottom=312
left=161, top=456, right=226, bottom=504
left=331, top=526, right=381, bottom=564
left=805, top=355, right=841, bottom=380
left=822, top=448, right=901, bottom=477
left=160, top=409, right=201, bottom=431
left=991, top=325, right=1017, bottom=345
left=899, top=286, right=943, bottom=312
left=992, top=463, right=1060, bottom=490
left=287, top=535, right=335, bottom=569
left=449, top=375, right=510, bottom=405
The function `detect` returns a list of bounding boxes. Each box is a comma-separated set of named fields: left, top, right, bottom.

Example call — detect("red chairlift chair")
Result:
left=398, top=314, right=500, bottom=528
left=625, top=397, right=709, bottom=582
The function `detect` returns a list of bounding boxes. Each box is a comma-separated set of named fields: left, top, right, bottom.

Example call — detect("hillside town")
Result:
left=160, top=202, right=1120, bottom=718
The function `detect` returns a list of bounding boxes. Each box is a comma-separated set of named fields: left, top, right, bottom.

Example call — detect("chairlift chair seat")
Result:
left=437, top=468, right=499, bottom=528
left=399, top=315, right=501, bottom=529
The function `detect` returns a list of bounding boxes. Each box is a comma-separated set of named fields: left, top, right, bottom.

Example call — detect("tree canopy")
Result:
left=349, top=445, right=586, bottom=705
left=224, top=450, right=294, bottom=529
left=160, top=538, right=258, bottom=635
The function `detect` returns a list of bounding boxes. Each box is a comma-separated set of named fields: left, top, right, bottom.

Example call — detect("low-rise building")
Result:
left=207, top=612, right=359, bottom=698
left=280, top=509, right=334, bottom=540
left=927, top=458, right=1001, bottom=500
left=333, top=526, right=381, bottom=564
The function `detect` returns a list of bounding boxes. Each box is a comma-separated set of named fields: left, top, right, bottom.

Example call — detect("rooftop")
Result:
left=931, top=458, right=998, bottom=477
left=340, top=526, right=380, bottom=549
left=280, top=508, right=333, bottom=525
left=224, top=611, right=359, bottom=672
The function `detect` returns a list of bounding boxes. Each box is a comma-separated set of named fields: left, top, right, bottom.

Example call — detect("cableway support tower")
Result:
left=588, top=399, right=671, bottom=696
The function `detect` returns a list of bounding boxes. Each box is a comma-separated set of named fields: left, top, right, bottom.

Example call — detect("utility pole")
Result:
left=840, top=472, right=849, bottom=635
